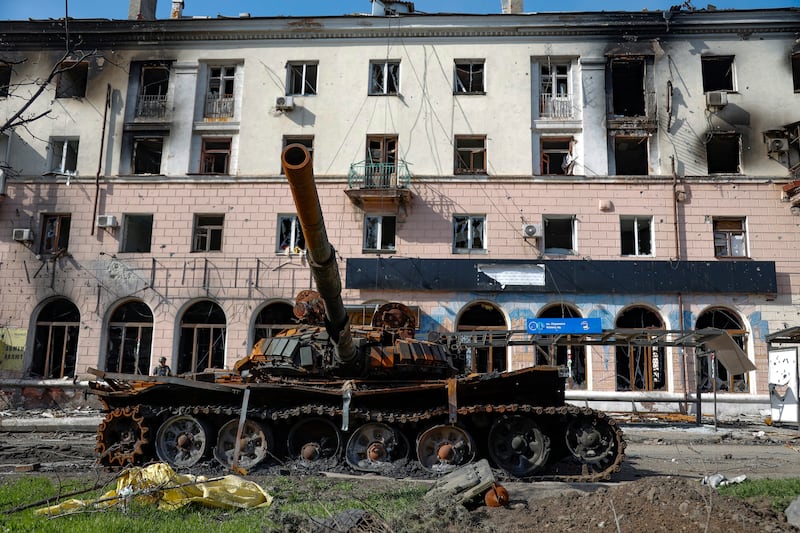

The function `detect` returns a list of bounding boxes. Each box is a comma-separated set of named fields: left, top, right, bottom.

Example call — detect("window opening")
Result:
left=696, top=308, right=748, bottom=393
left=132, top=137, right=163, bottom=174
left=540, top=62, right=571, bottom=118
left=536, top=304, right=587, bottom=389
left=205, top=66, right=235, bottom=118
left=453, top=215, right=486, bottom=252
left=620, top=215, right=653, bottom=256
left=610, top=58, right=645, bottom=116
left=56, top=61, right=88, bottom=98
left=701, top=56, right=735, bottom=92
left=543, top=215, right=575, bottom=254
left=706, top=133, right=740, bottom=174
left=454, top=60, right=485, bottom=93
left=41, top=214, right=71, bottom=255
left=253, top=302, right=296, bottom=342
left=455, top=135, right=487, bottom=174
left=713, top=218, right=747, bottom=258
left=193, top=214, right=224, bottom=252
left=178, top=301, right=226, bottom=373
left=369, top=60, right=400, bottom=95
left=288, top=62, right=318, bottom=95
left=277, top=214, right=306, bottom=253
left=615, top=307, right=665, bottom=391
left=136, top=63, right=169, bottom=118
left=49, top=138, right=79, bottom=175
left=541, top=138, right=574, bottom=175
left=614, top=136, right=648, bottom=175
left=31, top=298, right=80, bottom=379
left=456, top=302, right=507, bottom=374
left=793, top=53, right=800, bottom=93
left=0, top=63, right=11, bottom=98
left=281, top=136, right=313, bottom=174
left=364, top=215, right=397, bottom=252
left=120, top=214, right=153, bottom=253
left=200, top=138, right=231, bottom=174
left=366, top=135, right=397, bottom=187
left=106, top=301, right=153, bottom=375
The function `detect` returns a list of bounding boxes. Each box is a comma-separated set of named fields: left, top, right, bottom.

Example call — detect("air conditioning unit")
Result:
left=275, top=96, right=295, bottom=111
left=12, top=228, right=34, bottom=242
left=522, top=223, right=542, bottom=239
left=705, top=91, right=728, bottom=109
left=768, top=138, right=789, bottom=153
left=96, top=215, right=118, bottom=228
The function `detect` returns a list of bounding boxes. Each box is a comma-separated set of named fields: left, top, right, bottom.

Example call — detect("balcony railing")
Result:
left=205, top=96, right=235, bottom=119
left=135, top=94, right=168, bottom=119
left=348, top=160, right=411, bottom=189
left=539, top=95, right=573, bottom=119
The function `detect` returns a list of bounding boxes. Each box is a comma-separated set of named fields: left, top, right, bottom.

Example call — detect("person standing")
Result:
left=152, top=357, right=172, bottom=376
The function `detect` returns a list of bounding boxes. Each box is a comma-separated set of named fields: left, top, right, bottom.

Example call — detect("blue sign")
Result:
left=526, top=317, right=602, bottom=335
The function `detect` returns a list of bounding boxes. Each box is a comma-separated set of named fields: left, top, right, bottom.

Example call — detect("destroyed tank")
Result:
left=87, top=144, right=625, bottom=481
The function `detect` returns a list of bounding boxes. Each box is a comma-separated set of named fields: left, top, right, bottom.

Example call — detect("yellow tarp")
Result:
left=35, top=463, right=272, bottom=516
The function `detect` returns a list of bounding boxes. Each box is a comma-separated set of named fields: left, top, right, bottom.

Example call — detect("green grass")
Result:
left=717, top=477, right=800, bottom=512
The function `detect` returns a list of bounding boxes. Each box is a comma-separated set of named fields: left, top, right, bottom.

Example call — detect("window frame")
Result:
left=287, top=61, right=318, bottom=96
left=40, top=214, right=71, bottom=255
left=620, top=215, right=654, bottom=257
left=281, top=136, right=313, bottom=174
left=120, top=214, right=154, bottom=253
left=613, top=135, right=649, bottom=176
left=454, top=135, right=487, bottom=175
left=701, top=55, right=736, bottom=93
left=204, top=65, right=236, bottom=119
left=192, top=214, right=225, bottom=252
left=540, top=137, right=575, bottom=175
left=363, top=214, right=397, bottom=253
left=0, top=63, right=11, bottom=98
left=131, top=136, right=164, bottom=175
left=55, top=61, right=88, bottom=98
left=543, top=215, right=577, bottom=255
left=793, top=53, right=800, bottom=93
left=453, top=59, right=485, bottom=94
left=453, top=214, right=487, bottom=254
left=706, top=132, right=741, bottom=175
left=135, top=62, right=170, bottom=119
left=539, top=62, right=572, bottom=118
left=49, top=138, right=79, bottom=175
left=200, top=137, right=232, bottom=175
left=713, top=217, right=748, bottom=258
left=276, top=214, right=306, bottom=254
left=368, top=60, right=400, bottom=96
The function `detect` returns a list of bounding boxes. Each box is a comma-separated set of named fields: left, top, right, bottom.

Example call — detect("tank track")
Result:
left=99, top=402, right=625, bottom=483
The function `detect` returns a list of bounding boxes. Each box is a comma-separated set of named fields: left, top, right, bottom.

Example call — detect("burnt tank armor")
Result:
left=88, top=144, right=625, bottom=480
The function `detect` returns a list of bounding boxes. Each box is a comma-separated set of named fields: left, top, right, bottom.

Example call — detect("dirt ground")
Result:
left=1, top=421, right=800, bottom=532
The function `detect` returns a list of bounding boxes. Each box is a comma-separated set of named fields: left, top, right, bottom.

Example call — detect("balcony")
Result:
left=205, top=96, right=234, bottom=119
left=539, top=95, right=573, bottom=119
left=345, top=160, right=412, bottom=219
left=135, top=94, right=168, bottom=120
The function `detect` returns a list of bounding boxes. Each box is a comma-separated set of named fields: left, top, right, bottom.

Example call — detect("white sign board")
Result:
left=768, top=348, right=799, bottom=424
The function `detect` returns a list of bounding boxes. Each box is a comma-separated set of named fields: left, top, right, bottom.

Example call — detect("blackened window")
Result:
left=614, top=136, right=648, bottom=176
left=610, top=58, right=645, bottom=116
left=706, top=133, right=741, bottom=174
left=543, top=215, right=575, bottom=254
left=56, top=62, right=88, bottom=98
left=0, top=63, right=11, bottom=98
left=701, top=56, right=735, bottom=92
left=132, top=137, right=163, bottom=174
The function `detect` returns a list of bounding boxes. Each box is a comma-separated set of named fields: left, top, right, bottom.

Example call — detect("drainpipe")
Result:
left=91, top=84, right=112, bottom=237
left=672, top=155, right=691, bottom=416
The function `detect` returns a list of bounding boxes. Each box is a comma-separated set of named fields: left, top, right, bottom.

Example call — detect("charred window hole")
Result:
left=610, top=58, right=645, bottom=116
left=706, top=133, right=741, bottom=174
left=543, top=215, right=575, bottom=254
left=701, top=56, right=734, bottom=92
left=614, top=136, right=648, bottom=176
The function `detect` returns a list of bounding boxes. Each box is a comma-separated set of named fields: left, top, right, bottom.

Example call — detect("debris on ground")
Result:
left=701, top=473, right=748, bottom=488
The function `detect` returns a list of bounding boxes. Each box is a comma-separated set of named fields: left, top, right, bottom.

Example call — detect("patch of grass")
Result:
left=718, top=477, right=800, bottom=512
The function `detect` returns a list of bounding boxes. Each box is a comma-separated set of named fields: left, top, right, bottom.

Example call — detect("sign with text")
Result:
left=526, top=317, right=602, bottom=335
left=0, top=328, right=27, bottom=372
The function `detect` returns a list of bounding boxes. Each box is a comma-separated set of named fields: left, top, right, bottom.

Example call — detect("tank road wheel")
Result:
left=96, top=406, right=150, bottom=467
left=287, top=417, right=341, bottom=462
left=565, top=415, right=621, bottom=475
left=487, top=415, right=551, bottom=477
left=345, top=423, right=409, bottom=472
left=155, top=414, right=211, bottom=468
left=213, top=418, right=273, bottom=469
left=415, top=424, right=476, bottom=474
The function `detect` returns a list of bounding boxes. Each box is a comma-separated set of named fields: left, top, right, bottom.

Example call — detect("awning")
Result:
left=701, top=332, right=756, bottom=375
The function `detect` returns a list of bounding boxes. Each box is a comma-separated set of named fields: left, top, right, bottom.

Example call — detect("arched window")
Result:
left=31, top=298, right=80, bottom=379
left=615, top=307, right=665, bottom=391
left=537, top=304, right=587, bottom=389
left=696, top=308, right=748, bottom=393
left=253, top=302, right=295, bottom=344
left=456, top=302, right=507, bottom=373
left=106, top=301, right=153, bottom=375
left=178, top=301, right=226, bottom=374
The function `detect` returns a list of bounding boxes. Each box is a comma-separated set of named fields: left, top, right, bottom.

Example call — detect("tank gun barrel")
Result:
left=282, top=144, right=356, bottom=366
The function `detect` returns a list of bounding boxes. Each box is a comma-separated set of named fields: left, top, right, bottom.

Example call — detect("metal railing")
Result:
left=539, top=95, right=573, bottom=119
left=135, top=94, right=168, bottom=119
left=205, top=96, right=235, bottom=119
left=348, top=160, right=411, bottom=189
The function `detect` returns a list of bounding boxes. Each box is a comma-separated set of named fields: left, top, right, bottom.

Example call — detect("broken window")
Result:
left=200, top=137, right=232, bottom=174
left=366, top=135, right=398, bottom=187
left=610, top=58, right=645, bottom=116
left=253, top=302, right=296, bottom=343
left=56, top=61, right=88, bottom=98
left=713, top=217, right=747, bottom=258
left=793, top=53, right=800, bottom=92
left=696, top=308, right=749, bottom=393
left=454, top=135, right=487, bottom=174
left=701, top=55, right=735, bottom=92
left=620, top=215, right=653, bottom=256
left=541, top=137, right=574, bottom=175
left=543, top=215, right=575, bottom=255
left=192, top=214, right=224, bottom=252
left=453, top=214, right=486, bottom=253
left=132, top=137, right=163, bottom=174
left=120, top=214, right=153, bottom=253
left=31, top=298, right=80, bottom=379
left=540, top=62, right=571, bottom=118
left=615, top=306, right=665, bottom=391
left=135, top=62, right=170, bottom=118
left=177, top=300, right=226, bottom=373
left=40, top=214, right=71, bottom=255
left=455, top=302, right=507, bottom=373
left=49, top=138, right=79, bottom=175
left=369, top=60, right=400, bottom=95
left=536, top=304, right=587, bottom=390
left=281, top=136, right=313, bottom=174
left=287, top=62, right=318, bottom=95
left=364, top=215, right=396, bottom=252
left=205, top=65, right=235, bottom=118
left=614, top=136, right=648, bottom=175
left=106, top=301, right=153, bottom=375
left=454, top=60, right=485, bottom=93
left=0, top=63, right=10, bottom=98
left=277, top=214, right=305, bottom=254
left=706, top=133, right=741, bottom=174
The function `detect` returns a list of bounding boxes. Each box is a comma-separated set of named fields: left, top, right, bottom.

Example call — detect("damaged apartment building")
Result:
left=0, top=0, right=799, bottom=417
